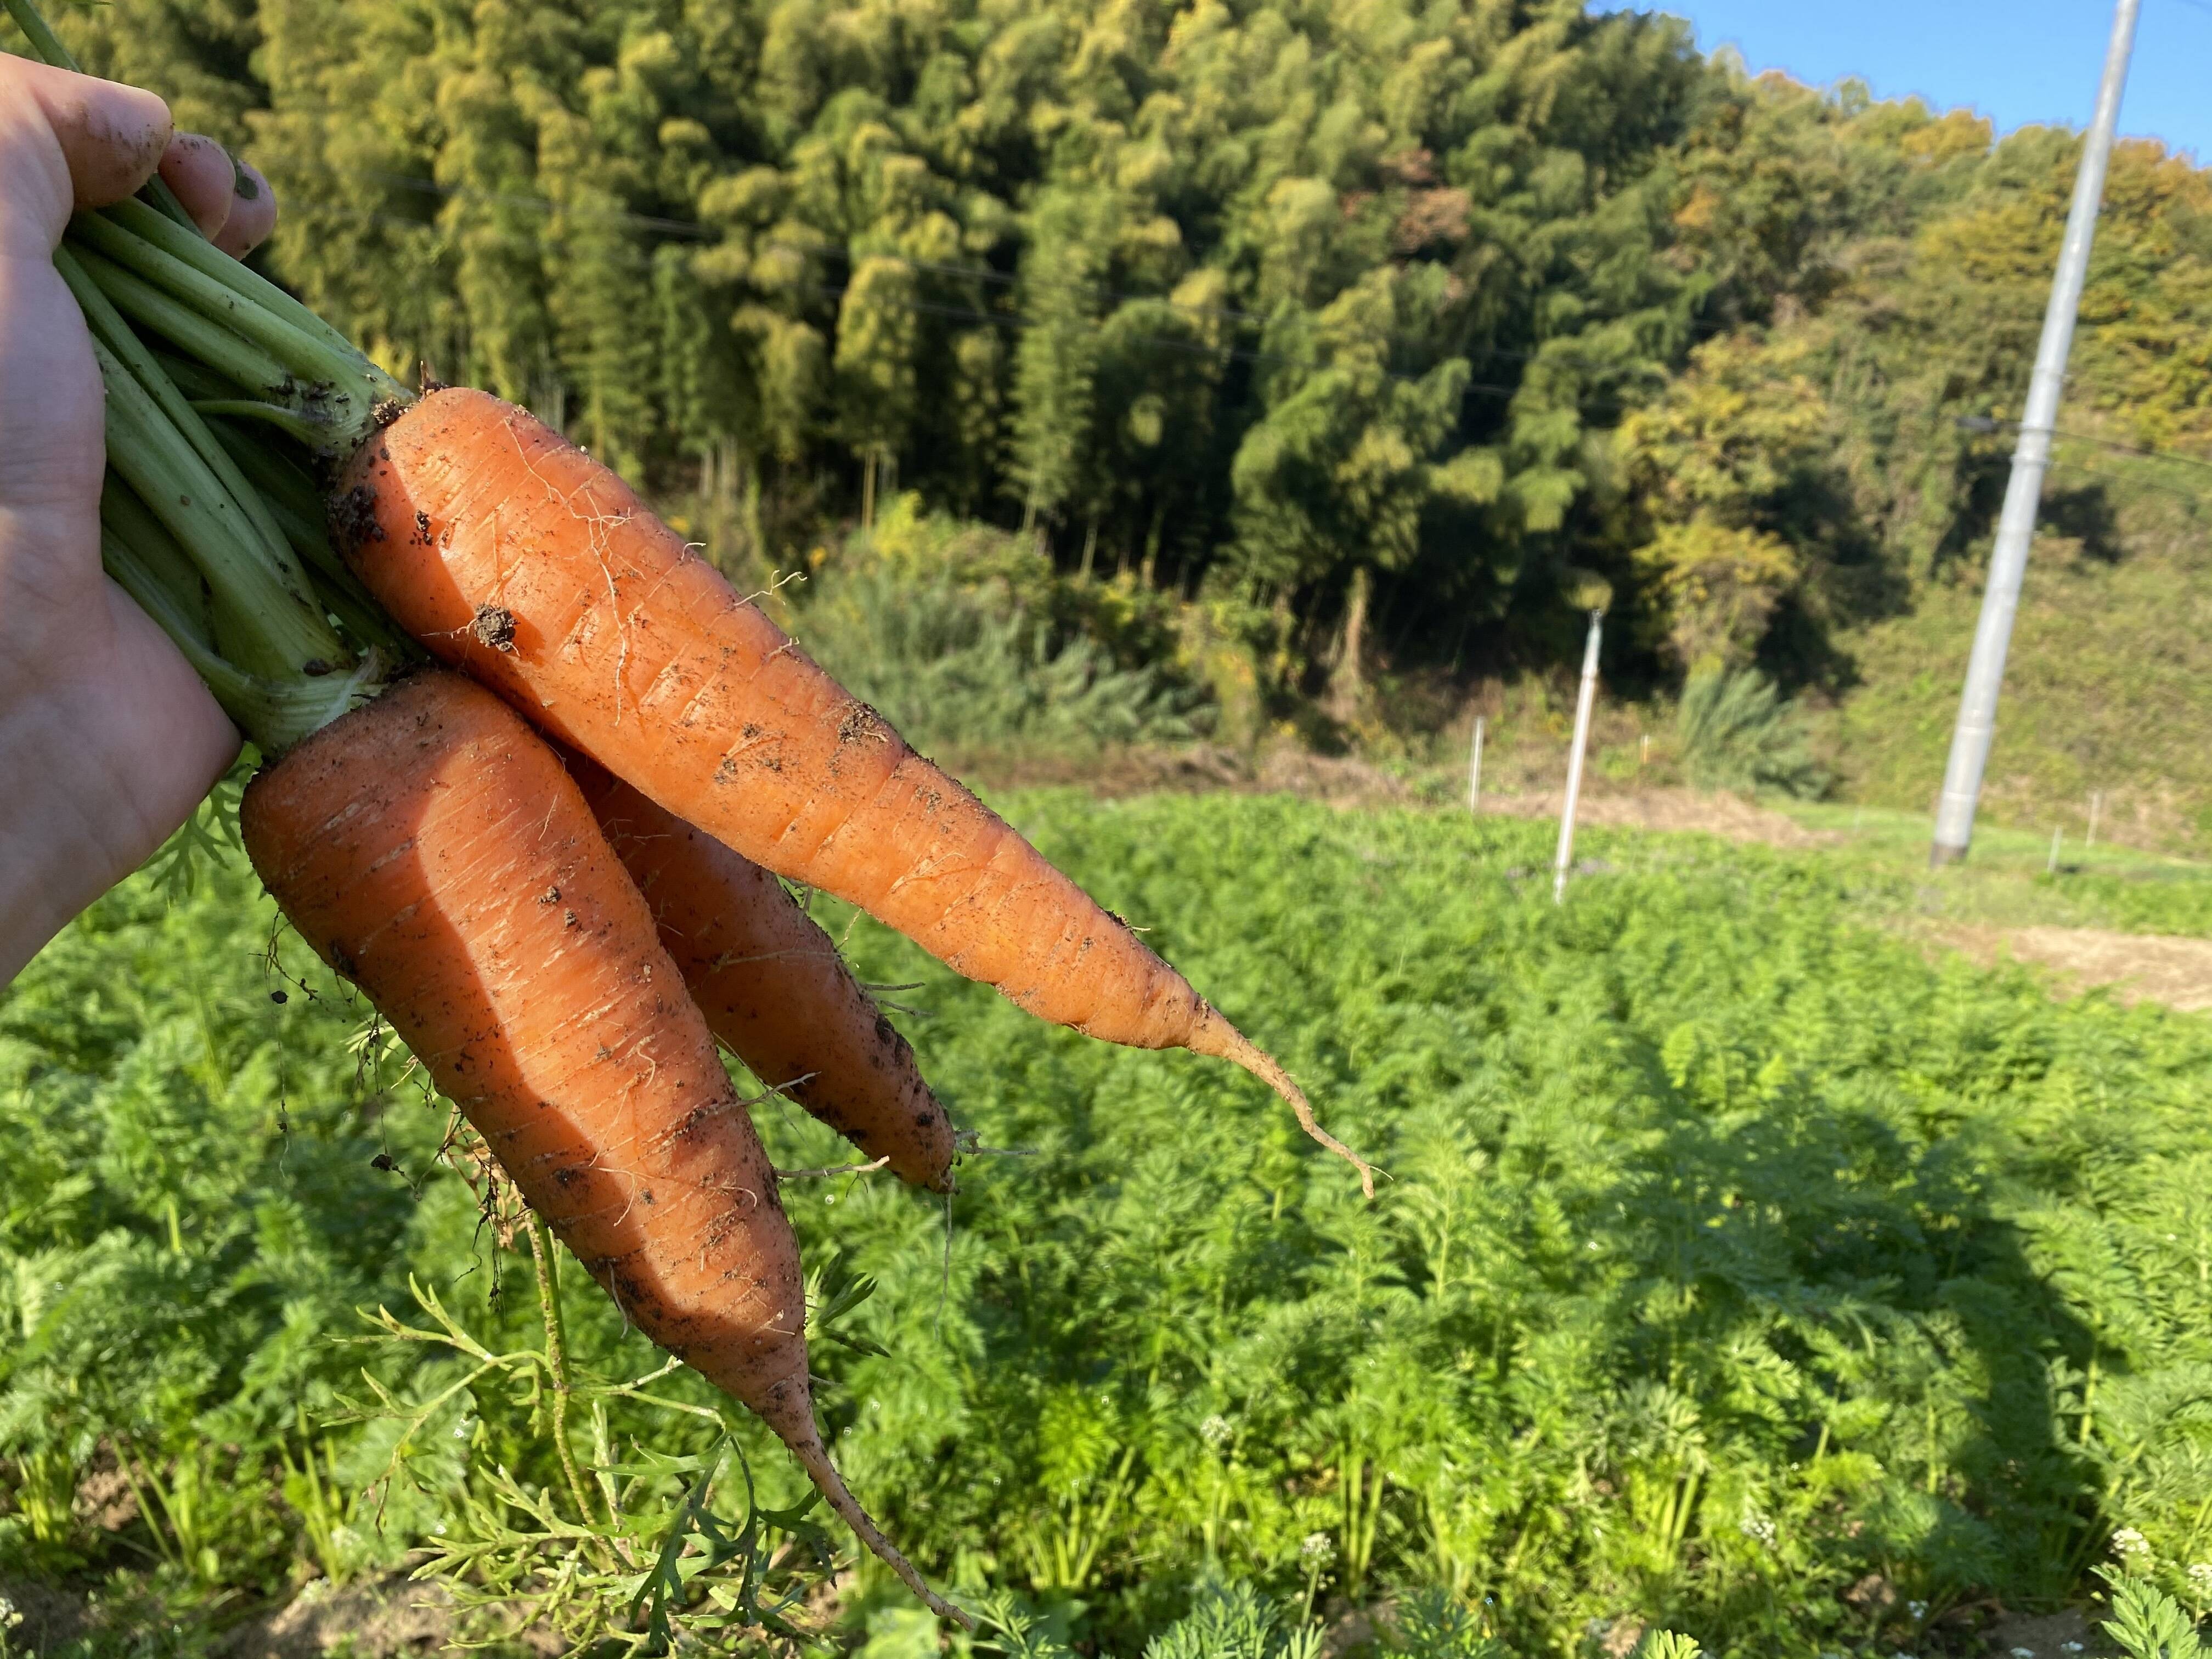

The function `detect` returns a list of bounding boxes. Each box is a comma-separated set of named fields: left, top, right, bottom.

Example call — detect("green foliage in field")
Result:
left=7, top=795, right=2212, bottom=1655
left=0, top=857, right=435, bottom=1594
left=792, top=524, right=1204, bottom=757
left=1673, top=668, right=1824, bottom=799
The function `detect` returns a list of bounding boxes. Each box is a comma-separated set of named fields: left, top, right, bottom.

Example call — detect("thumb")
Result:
left=0, top=52, right=171, bottom=258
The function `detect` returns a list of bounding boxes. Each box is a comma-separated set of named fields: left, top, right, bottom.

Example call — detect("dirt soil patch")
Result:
left=958, top=744, right=1834, bottom=844
left=1984, top=1603, right=2104, bottom=1657
left=215, top=1578, right=472, bottom=1659
left=953, top=742, right=1421, bottom=805
left=1921, top=922, right=2212, bottom=1013
left=0, top=1575, right=480, bottom=1659
left=1475, top=786, right=1836, bottom=848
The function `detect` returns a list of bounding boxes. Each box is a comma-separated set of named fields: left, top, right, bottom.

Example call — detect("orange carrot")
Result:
left=239, top=669, right=963, bottom=1622
left=334, top=390, right=1372, bottom=1195
left=567, top=752, right=957, bottom=1192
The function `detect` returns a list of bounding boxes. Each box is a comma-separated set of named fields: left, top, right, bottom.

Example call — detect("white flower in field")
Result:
left=2113, top=1526, right=2152, bottom=1565
left=2188, top=1561, right=2212, bottom=1599
left=1737, top=1511, right=1776, bottom=1547
left=1299, top=1531, right=1336, bottom=1566
left=2062, top=1644, right=2084, bottom=1654
left=2010, top=1648, right=2035, bottom=1657
left=1907, top=1601, right=1926, bottom=1621
left=1200, top=1414, right=1232, bottom=1449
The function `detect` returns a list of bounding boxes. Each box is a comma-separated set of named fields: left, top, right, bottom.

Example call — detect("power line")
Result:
left=1959, top=413, right=2212, bottom=475
left=2044, top=453, right=2212, bottom=507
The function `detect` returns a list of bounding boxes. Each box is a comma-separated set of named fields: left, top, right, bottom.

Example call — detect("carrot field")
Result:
left=4, top=793, right=2210, bottom=1656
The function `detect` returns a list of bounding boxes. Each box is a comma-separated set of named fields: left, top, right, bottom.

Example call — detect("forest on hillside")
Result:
left=30, top=0, right=2212, bottom=779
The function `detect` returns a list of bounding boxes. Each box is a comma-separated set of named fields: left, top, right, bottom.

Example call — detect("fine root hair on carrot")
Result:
left=776, top=1155, right=892, bottom=1181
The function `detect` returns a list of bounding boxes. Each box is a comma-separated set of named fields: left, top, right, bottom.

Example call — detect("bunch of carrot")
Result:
left=5, top=1, right=1369, bottom=1623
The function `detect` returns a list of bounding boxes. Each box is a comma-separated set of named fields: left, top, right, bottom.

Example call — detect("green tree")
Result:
left=1008, top=189, right=1109, bottom=545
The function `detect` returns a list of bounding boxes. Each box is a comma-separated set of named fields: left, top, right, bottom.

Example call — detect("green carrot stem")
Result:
left=100, top=539, right=246, bottom=696
left=71, top=213, right=359, bottom=413
left=103, top=522, right=385, bottom=751
left=14, top=0, right=404, bottom=754
left=55, top=246, right=305, bottom=592
left=204, top=421, right=325, bottom=548
left=153, top=350, right=252, bottom=402
left=101, top=475, right=219, bottom=648
left=93, top=335, right=343, bottom=679
left=0, top=0, right=70, bottom=70
left=72, top=242, right=296, bottom=402
left=313, top=578, right=414, bottom=663
left=101, top=197, right=366, bottom=362
left=69, top=208, right=403, bottom=455
left=200, top=419, right=415, bottom=658
left=192, top=399, right=329, bottom=449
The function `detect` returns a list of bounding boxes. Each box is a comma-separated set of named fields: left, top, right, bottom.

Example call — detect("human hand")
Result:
left=1, top=53, right=279, bottom=981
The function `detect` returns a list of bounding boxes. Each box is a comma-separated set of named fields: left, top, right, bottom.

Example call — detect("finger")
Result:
left=0, top=54, right=171, bottom=258
left=157, top=131, right=237, bottom=241
left=211, top=159, right=276, bottom=257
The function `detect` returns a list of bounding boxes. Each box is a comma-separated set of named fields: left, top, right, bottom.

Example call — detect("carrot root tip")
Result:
left=789, top=1435, right=970, bottom=1628
left=1195, top=1016, right=1376, bottom=1200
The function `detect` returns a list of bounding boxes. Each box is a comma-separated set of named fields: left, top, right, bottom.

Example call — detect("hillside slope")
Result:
left=1819, top=458, right=2212, bottom=851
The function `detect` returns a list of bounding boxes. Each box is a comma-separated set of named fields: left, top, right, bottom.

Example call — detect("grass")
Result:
left=4, top=792, right=2212, bottom=1656
left=1807, top=463, right=2212, bottom=860
left=1780, top=801, right=2212, bottom=938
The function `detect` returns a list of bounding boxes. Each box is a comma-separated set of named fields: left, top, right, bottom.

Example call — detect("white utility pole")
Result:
left=1468, top=715, right=1486, bottom=812
left=1554, top=611, right=1603, bottom=904
left=1931, top=0, right=2140, bottom=867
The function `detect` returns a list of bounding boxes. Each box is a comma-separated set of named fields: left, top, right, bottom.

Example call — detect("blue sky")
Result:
left=1598, top=2, right=2212, bottom=162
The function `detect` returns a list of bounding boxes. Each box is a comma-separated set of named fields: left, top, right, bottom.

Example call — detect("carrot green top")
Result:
left=5, top=0, right=414, bottom=755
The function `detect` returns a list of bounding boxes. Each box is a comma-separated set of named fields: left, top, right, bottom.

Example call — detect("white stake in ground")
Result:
left=1554, top=610, right=1604, bottom=905
left=1469, top=715, right=1486, bottom=813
